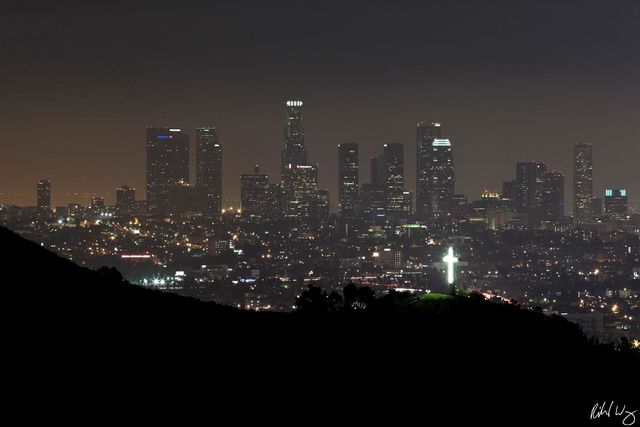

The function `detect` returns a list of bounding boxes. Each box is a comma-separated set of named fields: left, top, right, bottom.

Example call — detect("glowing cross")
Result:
left=442, top=246, right=459, bottom=285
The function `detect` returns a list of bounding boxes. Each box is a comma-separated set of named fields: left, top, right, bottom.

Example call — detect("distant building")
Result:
left=284, top=163, right=318, bottom=219
left=402, top=191, right=413, bottom=216
left=370, top=155, right=385, bottom=187
left=338, top=143, right=359, bottom=215
left=427, top=138, right=455, bottom=217
left=280, top=99, right=321, bottom=219
left=168, top=181, right=199, bottom=214
left=592, top=197, right=604, bottom=218
left=281, top=100, right=307, bottom=176
left=241, top=165, right=270, bottom=222
left=313, top=189, right=330, bottom=219
left=195, top=127, right=222, bottom=215
left=116, top=185, right=136, bottom=215
left=573, top=142, right=593, bottom=223
left=356, top=183, right=386, bottom=218
left=383, top=143, right=405, bottom=215
left=90, top=197, right=105, bottom=210
left=146, top=127, right=189, bottom=214
left=541, top=171, right=565, bottom=221
left=416, top=121, right=442, bottom=217
left=37, top=179, right=51, bottom=210
left=604, top=189, right=628, bottom=220
left=502, top=180, right=519, bottom=208
left=516, top=161, right=547, bottom=209
left=451, top=194, right=469, bottom=218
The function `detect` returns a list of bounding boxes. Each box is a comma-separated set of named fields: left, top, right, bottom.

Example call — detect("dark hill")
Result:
left=2, top=226, right=637, bottom=425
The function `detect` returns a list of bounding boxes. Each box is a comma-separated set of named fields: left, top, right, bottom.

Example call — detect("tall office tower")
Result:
left=196, top=127, right=222, bottom=215
left=604, top=189, right=628, bottom=220
left=416, top=121, right=442, bottom=217
left=370, top=156, right=385, bottom=187
left=37, top=179, right=51, bottom=210
left=383, top=143, right=405, bottom=214
left=146, top=127, right=189, bottom=214
left=280, top=99, right=319, bottom=218
left=116, top=185, right=136, bottom=216
left=573, top=142, right=593, bottom=223
left=281, top=100, right=307, bottom=177
left=515, top=161, right=547, bottom=209
left=283, top=163, right=318, bottom=218
left=338, top=143, right=359, bottom=215
left=427, top=138, right=455, bottom=217
left=241, top=165, right=270, bottom=222
left=356, top=183, right=386, bottom=217
left=541, top=171, right=565, bottom=221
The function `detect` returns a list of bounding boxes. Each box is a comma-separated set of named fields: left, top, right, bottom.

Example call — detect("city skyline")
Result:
left=2, top=1, right=639, bottom=208
left=1, top=107, right=636, bottom=215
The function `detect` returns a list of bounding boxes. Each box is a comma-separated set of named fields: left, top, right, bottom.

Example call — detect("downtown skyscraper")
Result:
left=37, top=179, right=51, bottom=210
left=338, top=143, right=359, bottom=216
left=541, top=171, right=565, bottom=221
left=196, top=127, right=222, bottom=215
left=573, top=142, right=593, bottom=223
left=146, top=127, right=189, bottom=214
left=416, top=121, right=442, bottom=217
left=515, top=161, right=547, bottom=210
left=383, top=143, right=405, bottom=215
left=281, top=100, right=307, bottom=175
left=416, top=122, right=455, bottom=218
left=241, top=165, right=271, bottom=222
left=280, top=100, right=321, bottom=219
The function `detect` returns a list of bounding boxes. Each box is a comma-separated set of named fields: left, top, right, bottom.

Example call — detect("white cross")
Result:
left=442, top=246, right=459, bottom=285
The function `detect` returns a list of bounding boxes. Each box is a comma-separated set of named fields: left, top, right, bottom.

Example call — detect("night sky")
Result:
left=2, top=0, right=639, bottom=210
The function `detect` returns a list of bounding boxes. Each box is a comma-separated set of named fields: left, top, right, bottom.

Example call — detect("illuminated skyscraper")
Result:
left=416, top=121, right=442, bottom=217
left=428, top=138, right=455, bottom=217
left=281, top=100, right=307, bottom=176
left=383, top=143, right=405, bottom=214
left=280, top=100, right=320, bottom=218
left=37, top=179, right=51, bottom=210
left=604, top=188, right=628, bottom=220
left=541, top=171, right=565, bottom=221
left=338, top=143, right=359, bottom=215
left=196, top=127, right=222, bottom=215
left=116, top=185, right=136, bottom=216
left=573, top=142, right=593, bottom=223
left=284, top=163, right=318, bottom=219
left=146, top=127, right=189, bottom=214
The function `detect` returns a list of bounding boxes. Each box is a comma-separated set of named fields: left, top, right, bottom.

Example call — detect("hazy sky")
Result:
left=1, top=0, right=638, bottom=211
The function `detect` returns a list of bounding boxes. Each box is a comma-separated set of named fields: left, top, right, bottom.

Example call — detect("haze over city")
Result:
left=1, top=0, right=638, bottom=208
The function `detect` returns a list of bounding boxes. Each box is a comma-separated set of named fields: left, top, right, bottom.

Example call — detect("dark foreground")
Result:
left=1, top=226, right=637, bottom=425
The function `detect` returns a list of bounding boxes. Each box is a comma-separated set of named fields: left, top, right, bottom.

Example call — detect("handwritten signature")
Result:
left=591, top=401, right=637, bottom=426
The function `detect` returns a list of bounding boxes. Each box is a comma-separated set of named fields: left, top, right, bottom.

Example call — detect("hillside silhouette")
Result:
left=2, top=225, right=637, bottom=425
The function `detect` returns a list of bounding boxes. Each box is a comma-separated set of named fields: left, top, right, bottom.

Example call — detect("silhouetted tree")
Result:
left=356, top=286, right=376, bottom=309
left=296, top=284, right=330, bottom=312
left=343, top=283, right=358, bottom=309
left=328, top=291, right=343, bottom=311
left=96, top=266, right=127, bottom=285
